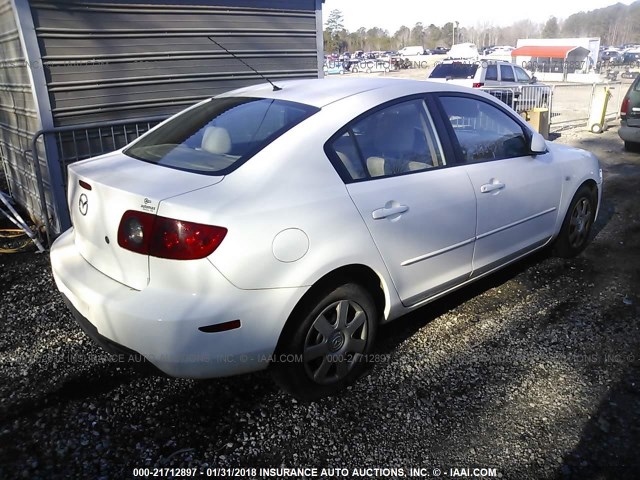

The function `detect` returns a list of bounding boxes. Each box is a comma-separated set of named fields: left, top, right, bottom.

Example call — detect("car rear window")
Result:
left=429, top=63, right=478, bottom=79
left=125, top=97, right=318, bottom=174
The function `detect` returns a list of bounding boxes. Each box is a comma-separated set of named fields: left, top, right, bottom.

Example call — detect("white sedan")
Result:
left=50, top=78, right=602, bottom=400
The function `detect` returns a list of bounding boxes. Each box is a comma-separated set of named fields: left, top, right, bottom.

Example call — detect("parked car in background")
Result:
left=323, top=61, right=347, bottom=75
left=599, top=49, right=622, bottom=62
left=427, top=60, right=550, bottom=111
left=431, top=47, right=449, bottom=55
left=397, top=46, right=425, bottom=56
left=51, top=78, right=602, bottom=400
left=446, top=43, right=479, bottom=60
left=350, top=58, right=393, bottom=73
left=622, top=51, right=640, bottom=65
left=619, top=74, right=640, bottom=151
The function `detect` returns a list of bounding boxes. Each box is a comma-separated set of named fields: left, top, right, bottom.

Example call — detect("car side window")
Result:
left=330, top=130, right=368, bottom=180
left=329, top=99, right=445, bottom=180
left=500, top=65, right=515, bottom=82
left=514, top=66, right=531, bottom=83
left=439, top=96, right=530, bottom=163
left=485, top=64, right=498, bottom=81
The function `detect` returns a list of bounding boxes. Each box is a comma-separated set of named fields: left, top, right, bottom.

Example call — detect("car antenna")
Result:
left=207, top=36, right=282, bottom=91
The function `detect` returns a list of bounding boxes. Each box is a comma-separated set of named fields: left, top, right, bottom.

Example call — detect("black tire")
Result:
left=553, top=184, right=597, bottom=258
left=272, top=283, right=378, bottom=401
left=624, top=141, right=640, bottom=152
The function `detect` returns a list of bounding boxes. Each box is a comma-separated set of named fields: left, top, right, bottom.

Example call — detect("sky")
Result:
left=322, top=0, right=636, bottom=32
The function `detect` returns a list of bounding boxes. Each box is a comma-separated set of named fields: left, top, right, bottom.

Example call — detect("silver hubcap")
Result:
left=568, top=197, right=592, bottom=248
left=303, top=300, right=368, bottom=385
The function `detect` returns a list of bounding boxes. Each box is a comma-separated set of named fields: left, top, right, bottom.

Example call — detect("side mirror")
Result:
left=530, top=132, right=547, bottom=154
left=530, top=76, right=538, bottom=84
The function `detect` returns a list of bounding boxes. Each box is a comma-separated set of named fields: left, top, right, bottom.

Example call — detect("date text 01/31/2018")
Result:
left=132, top=466, right=500, bottom=477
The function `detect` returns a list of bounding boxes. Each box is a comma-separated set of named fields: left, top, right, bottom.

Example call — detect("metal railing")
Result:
left=31, top=115, right=168, bottom=245
left=547, top=82, right=623, bottom=131
left=480, top=84, right=552, bottom=113
left=480, top=81, right=624, bottom=132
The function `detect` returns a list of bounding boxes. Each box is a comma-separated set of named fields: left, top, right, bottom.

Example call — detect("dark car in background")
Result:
left=620, top=74, right=640, bottom=151
left=622, top=51, right=640, bottom=65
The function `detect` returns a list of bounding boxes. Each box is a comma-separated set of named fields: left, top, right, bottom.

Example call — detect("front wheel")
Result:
left=272, top=283, right=378, bottom=401
left=553, top=185, right=597, bottom=258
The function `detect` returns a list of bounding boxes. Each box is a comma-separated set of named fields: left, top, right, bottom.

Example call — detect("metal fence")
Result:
left=31, top=116, right=167, bottom=243
left=549, top=82, right=624, bottom=132
left=481, top=84, right=551, bottom=114
left=481, top=81, right=624, bottom=132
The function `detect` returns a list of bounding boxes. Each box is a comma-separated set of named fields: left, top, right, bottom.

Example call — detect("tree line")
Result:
left=324, top=1, right=640, bottom=54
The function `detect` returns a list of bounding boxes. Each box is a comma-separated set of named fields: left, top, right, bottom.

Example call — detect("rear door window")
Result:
left=500, top=65, right=515, bottom=82
left=327, top=99, right=445, bottom=181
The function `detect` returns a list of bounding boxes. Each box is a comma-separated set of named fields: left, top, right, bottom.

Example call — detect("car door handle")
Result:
left=480, top=182, right=505, bottom=193
left=372, top=205, right=409, bottom=219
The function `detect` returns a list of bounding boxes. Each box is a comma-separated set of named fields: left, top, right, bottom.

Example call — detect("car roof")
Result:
left=216, top=78, right=475, bottom=108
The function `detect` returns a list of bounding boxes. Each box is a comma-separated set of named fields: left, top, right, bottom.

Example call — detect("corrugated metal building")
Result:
left=0, top=0, right=323, bottom=237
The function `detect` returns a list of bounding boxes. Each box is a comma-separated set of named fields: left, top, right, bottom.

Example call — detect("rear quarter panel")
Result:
left=154, top=96, right=401, bottom=300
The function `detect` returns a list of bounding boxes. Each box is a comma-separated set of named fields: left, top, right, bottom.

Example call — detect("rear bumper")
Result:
left=60, top=293, right=165, bottom=375
left=51, top=228, right=307, bottom=378
left=619, top=120, right=640, bottom=143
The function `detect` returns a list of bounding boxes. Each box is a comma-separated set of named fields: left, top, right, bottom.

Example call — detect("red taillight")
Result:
left=117, top=210, right=227, bottom=260
left=621, top=96, right=630, bottom=116
left=118, top=211, right=155, bottom=255
left=472, top=82, right=484, bottom=88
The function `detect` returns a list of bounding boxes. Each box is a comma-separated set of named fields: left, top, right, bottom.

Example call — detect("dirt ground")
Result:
left=0, top=123, right=639, bottom=479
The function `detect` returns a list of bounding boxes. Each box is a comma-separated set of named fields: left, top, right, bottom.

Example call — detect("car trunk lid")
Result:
left=67, top=152, right=222, bottom=290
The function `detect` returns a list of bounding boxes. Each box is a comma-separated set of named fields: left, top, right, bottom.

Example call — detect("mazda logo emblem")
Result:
left=78, top=193, right=89, bottom=216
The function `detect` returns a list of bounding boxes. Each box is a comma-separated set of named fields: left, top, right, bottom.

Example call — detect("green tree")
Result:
left=325, top=9, right=344, bottom=35
left=441, top=22, right=454, bottom=47
left=365, top=27, right=388, bottom=51
left=324, top=9, right=347, bottom=53
left=410, top=22, right=425, bottom=46
left=425, top=24, right=442, bottom=49
left=394, top=25, right=411, bottom=48
left=542, top=16, right=559, bottom=38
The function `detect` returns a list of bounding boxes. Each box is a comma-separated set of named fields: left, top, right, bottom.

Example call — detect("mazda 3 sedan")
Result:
left=51, top=78, right=602, bottom=400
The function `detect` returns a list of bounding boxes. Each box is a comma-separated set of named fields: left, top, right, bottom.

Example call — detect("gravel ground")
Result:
left=1, top=126, right=639, bottom=480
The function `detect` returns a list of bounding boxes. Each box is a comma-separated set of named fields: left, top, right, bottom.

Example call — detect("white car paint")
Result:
left=50, top=78, right=602, bottom=383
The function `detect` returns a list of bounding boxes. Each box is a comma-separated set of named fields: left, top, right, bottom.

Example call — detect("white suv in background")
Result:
left=427, top=60, right=550, bottom=111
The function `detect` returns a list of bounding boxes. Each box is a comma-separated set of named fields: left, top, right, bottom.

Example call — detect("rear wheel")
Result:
left=272, top=283, right=378, bottom=401
left=553, top=184, right=597, bottom=258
